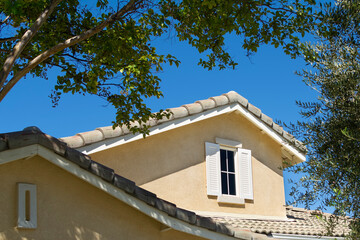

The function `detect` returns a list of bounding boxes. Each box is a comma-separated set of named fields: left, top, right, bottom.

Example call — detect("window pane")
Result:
left=227, top=151, right=235, bottom=172
left=220, top=149, right=227, bottom=171
left=221, top=173, right=228, bottom=194
left=229, top=173, right=236, bottom=195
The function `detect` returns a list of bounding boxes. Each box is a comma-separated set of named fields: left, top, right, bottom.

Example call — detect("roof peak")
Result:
left=59, top=91, right=306, bottom=154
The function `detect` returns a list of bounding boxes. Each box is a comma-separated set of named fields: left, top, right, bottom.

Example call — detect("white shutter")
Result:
left=238, top=149, right=253, bottom=200
left=205, top=142, right=220, bottom=196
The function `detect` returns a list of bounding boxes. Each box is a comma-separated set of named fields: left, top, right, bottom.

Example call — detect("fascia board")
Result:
left=0, top=144, right=39, bottom=164
left=0, top=145, right=236, bottom=240
left=78, top=103, right=306, bottom=162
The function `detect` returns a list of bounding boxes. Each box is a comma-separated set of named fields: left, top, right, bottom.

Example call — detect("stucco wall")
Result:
left=90, top=112, right=287, bottom=217
left=0, top=156, right=207, bottom=240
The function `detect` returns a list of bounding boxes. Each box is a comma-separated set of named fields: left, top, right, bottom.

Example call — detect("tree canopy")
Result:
left=288, top=0, right=360, bottom=237
left=0, top=0, right=315, bottom=134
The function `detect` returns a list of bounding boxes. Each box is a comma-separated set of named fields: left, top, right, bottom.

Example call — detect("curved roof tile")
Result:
left=59, top=91, right=307, bottom=153
left=211, top=206, right=351, bottom=237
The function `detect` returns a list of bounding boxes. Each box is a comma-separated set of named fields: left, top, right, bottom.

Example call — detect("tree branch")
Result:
left=0, top=0, right=63, bottom=89
left=60, top=53, right=90, bottom=63
left=0, top=36, right=19, bottom=43
left=0, top=0, right=140, bottom=102
left=1, top=16, right=10, bottom=25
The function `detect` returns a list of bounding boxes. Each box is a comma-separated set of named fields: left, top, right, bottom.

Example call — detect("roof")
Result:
left=0, top=127, right=262, bottom=240
left=59, top=91, right=307, bottom=155
left=210, top=206, right=351, bottom=238
left=0, top=128, right=351, bottom=239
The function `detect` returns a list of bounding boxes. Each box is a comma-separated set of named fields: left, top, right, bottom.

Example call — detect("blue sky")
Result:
left=0, top=33, right=319, bottom=207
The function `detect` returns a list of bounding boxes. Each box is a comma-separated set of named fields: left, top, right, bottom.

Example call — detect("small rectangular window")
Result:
left=18, top=183, right=37, bottom=229
left=220, top=149, right=236, bottom=196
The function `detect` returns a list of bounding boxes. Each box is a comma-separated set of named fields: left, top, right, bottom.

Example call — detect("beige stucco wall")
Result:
left=0, top=156, right=207, bottom=240
left=90, top=111, right=287, bottom=217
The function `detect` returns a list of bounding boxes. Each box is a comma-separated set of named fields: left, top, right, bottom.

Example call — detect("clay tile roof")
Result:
left=0, top=128, right=352, bottom=239
left=59, top=91, right=307, bottom=153
left=210, top=206, right=351, bottom=238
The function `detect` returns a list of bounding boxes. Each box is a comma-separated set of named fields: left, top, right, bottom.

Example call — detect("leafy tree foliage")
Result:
left=288, top=0, right=360, bottom=237
left=0, top=0, right=315, bottom=134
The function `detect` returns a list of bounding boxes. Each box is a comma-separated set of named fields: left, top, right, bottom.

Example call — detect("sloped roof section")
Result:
left=0, top=128, right=352, bottom=239
left=60, top=91, right=307, bottom=154
left=211, top=206, right=351, bottom=238
left=0, top=127, right=264, bottom=240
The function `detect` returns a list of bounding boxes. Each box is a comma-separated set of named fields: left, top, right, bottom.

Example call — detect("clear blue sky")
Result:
left=0, top=33, right=319, bottom=208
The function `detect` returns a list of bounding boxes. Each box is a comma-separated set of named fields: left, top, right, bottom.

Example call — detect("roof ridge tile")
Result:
left=196, top=98, right=216, bottom=110
left=176, top=208, right=197, bottom=224
left=182, top=103, right=203, bottom=115
left=58, top=91, right=307, bottom=154
left=247, top=103, right=262, bottom=118
left=223, top=91, right=248, bottom=107
left=96, top=126, right=123, bottom=139
left=210, top=95, right=229, bottom=107
left=169, top=106, right=189, bottom=119
left=76, top=130, right=104, bottom=145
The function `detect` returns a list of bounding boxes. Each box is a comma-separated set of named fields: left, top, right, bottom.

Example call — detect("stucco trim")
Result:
left=77, top=103, right=305, bottom=163
left=0, top=145, right=237, bottom=240
left=217, top=195, right=245, bottom=205
left=216, top=138, right=242, bottom=148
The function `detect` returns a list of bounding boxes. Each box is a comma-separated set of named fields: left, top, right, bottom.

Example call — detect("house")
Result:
left=0, top=91, right=350, bottom=239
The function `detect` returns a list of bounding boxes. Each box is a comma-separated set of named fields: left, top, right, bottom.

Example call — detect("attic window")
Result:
left=17, top=183, right=37, bottom=229
left=220, top=148, right=236, bottom=196
left=205, top=138, right=253, bottom=204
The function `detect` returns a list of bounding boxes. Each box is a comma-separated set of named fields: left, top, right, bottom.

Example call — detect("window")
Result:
left=17, top=183, right=37, bottom=229
left=205, top=139, right=253, bottom=204
left=220, top=148, right=236, bottom=196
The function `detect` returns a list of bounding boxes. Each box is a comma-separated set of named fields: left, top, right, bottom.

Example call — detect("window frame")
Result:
left=219, top=146, right=238, bottom=196
left=205, top=138, right=253, bottom=205
left=17, top=183, right=37, bottom=229
left=217, top=145, right=244, bottom=205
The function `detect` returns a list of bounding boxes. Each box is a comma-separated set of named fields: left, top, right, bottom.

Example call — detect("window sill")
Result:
left=217, top=195, right=245, bottom=205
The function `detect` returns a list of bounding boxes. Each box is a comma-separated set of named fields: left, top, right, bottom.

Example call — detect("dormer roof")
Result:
left=60, top=91, right=307, bottom=163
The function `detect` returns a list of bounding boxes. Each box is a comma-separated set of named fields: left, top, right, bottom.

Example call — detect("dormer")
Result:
left=60, top=91, right=306, bottom=219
